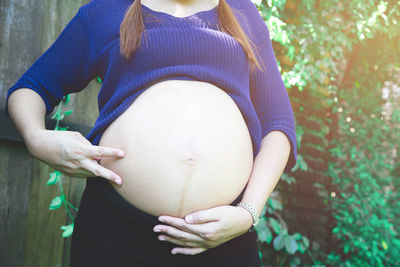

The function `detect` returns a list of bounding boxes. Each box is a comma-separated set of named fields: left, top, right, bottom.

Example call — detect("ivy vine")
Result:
left=47, top=94, right=77, bottom=238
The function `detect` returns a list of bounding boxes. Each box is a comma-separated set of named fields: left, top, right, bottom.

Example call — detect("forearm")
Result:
left=240, top=130, right=291, bottom=217
left=7, top=88, right=47, bottom=146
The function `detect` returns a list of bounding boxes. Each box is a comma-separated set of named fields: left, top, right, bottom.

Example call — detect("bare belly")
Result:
left=98, top=79, right=254, bottom=218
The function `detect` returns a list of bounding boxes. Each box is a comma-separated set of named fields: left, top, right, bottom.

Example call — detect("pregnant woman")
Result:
left=5, top=0, right=297, bottom=266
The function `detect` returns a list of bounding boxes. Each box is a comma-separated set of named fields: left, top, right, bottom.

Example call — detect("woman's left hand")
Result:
left=153, top=205, right=254, bottom=255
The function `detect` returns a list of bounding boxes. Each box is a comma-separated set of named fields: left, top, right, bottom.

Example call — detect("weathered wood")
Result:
left=1, top=0, right=97, bottom=266
left=62, top=176, right=86, bottom=267
left=0, top=140, right=32, bottom=267
left=22, top=160, right=66, bottom=267
left=0, top=108, right=93, bottom=143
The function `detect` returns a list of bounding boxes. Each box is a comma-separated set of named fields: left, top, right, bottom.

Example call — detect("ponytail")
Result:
left=120, top=0, right=264, bottom=72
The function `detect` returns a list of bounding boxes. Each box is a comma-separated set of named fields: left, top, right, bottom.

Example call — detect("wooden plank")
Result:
left=0, top=140, right=32, bottom=267
left=61, top=176, right=86, bottom=267
left=22, top=160, right=66, bottom=267
left=0, top=108, right=93, bottom=143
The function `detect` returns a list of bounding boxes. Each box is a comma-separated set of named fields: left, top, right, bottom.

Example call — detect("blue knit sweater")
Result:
left=5, top=0, right=297, bottom=172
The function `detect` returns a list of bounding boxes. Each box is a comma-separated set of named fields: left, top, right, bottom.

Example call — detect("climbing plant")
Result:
left=252, top=0, right=317, bottom=266
left=47, top=75, right=103, bottom=238
left=252, top=0, right=400, bottom=265
left=326, top=46, right=400, bottom=266
left=47, top=94, right=77, bottom=238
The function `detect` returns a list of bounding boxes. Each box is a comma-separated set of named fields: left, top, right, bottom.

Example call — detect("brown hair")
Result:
left=119, top=0, right=265, bottom=73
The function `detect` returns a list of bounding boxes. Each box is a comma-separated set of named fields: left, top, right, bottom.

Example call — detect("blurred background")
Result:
left=0, top=0, right=399, bottom=266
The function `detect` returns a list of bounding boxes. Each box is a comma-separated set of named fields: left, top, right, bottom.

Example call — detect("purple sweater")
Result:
left=5, top=0, right=297, bottom=172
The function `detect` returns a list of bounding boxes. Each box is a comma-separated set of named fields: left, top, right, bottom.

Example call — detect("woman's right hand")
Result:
left=26, top=129, right=125, bottom=185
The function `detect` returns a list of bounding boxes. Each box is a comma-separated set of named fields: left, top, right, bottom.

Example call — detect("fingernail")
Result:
left=118, top=151, right=124, bottom=157
left=158, top=236, right=165, bottom=241
left=115, top=178, right=122, bottom=185
left=171, top=250, right=177, bottom=254
left=153, top=227, right=161, bottom=232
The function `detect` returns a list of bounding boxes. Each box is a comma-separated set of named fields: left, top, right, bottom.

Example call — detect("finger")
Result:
left=157, top=235, right=200, bottom=248
left=71, top=131, right=97, bottom=148
left=171, top=247, right=207, bottom=255
left=153, top=225, right=205, bottom=243
left=94, top=157, right=102, bottom=164
left=158, top=216, right=214, bottom=237
left=86, top=145, right=125, bottom=159
left=81, top=159, right=123, bottom=185
left=184, top=208, right=220, bottom=224
left=78, top=135, right=93, bottom=146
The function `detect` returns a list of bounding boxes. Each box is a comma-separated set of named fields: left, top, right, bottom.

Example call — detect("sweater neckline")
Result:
left=140, top=2, right=218, bottom=21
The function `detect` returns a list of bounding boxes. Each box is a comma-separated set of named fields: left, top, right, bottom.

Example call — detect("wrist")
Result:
left=236, top=206, right=254, bottom=233
left=236, top=202, right=260, bottom=232
left=25, top=129, right=48, bottom=155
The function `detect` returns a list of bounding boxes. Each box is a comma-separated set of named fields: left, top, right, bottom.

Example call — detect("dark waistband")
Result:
left=85, top=176, right=247, bottom=226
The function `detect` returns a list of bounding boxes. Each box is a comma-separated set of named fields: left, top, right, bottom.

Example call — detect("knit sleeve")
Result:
left=4, top=7, right=98, bottom=117
left=249, top=22, right=297, bottom=172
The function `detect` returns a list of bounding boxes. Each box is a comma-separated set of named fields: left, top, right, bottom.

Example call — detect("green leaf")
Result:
left=58, top=126, right=70, bottom=131
left=259, top=204, right=268, bottom=217
left=298, top=242, right=306, bottom=253
left=291, top=154, right=308, bottom=172
left=63, top=110, right=74, bottom=116
left=299, top=155, right=308, bottom=170
left=49, top=196, right=62, bottom=210
left=47, top=171, right=61, bottom=185
left=267, top=207, right=274, bottom=214
left=382, top=240, right=388, bottom=250
left=50, top=110, right=59, bottom=119
left=289, top=257, right=301, bottom=267
left=268, top=198, right=283, bottom=211
left=269, top=217, right=281, bottom=234
left=302, top=236, right=310, bottom=248
left=285, top=235, right=298, bottom=254
left=293, top=233, right=302, bottom=240
left=281, top=173, right=296, bottom=184
left=344, top=243, right=350, bottom=253
left=257, top=225, right=273, bottom=244
left=60, top=223, right=74, bottom=238
left=63, top=95, right=70, bottom=105
left=273, top=233, right=285, bottom=250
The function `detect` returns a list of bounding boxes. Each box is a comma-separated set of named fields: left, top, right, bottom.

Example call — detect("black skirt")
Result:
left=70, top=177, right=262, bottom=267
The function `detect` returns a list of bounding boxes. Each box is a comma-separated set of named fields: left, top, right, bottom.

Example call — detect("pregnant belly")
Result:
left=97, top=79, right=254, bottom=218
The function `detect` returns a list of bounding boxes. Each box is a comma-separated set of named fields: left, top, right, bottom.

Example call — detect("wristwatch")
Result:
left=236, top=202, right=260, bottom=232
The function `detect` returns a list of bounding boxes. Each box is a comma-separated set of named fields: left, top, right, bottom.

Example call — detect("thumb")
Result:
left=185, top=207, right=220, bottom=224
